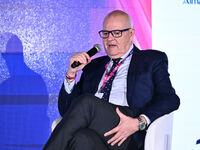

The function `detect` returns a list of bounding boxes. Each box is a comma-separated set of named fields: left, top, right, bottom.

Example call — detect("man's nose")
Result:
left=107, top=32, right=115, bottom=40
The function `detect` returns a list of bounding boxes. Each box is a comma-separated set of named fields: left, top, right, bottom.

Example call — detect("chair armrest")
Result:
left=51, top=117, right=62, bottom=131
left=144, top=113, right=173, bottom=150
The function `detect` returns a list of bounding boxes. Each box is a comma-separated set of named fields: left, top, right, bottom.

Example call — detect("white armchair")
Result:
left=51, top=117, right=62, bottom=131
left=51, top=113, right=173, bottom=150
left=144, top=113, right=173, bottom=150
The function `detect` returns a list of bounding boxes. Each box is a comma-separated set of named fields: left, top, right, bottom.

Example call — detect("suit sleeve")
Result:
left=57, top=56, right=107, bottom=116
left=142, top=52, right=180, bottom=122
left=58, top=72, right=85, bottom=117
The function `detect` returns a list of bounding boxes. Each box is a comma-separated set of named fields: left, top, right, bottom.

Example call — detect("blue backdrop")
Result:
left=0, top=0, right=107, bottom=149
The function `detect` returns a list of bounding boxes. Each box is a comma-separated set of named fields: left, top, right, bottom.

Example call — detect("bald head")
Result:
left=103, top=10, right=133, bottom=29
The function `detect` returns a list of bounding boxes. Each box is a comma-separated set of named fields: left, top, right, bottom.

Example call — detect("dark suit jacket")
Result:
left=58, top=45, right=180, bottom=148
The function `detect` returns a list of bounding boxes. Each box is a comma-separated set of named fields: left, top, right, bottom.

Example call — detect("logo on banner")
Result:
left=192, top=139, right=200, bottom=150
left=183, top=0, right=200, bottom=4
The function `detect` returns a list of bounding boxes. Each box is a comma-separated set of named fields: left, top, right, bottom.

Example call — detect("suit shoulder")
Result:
left=140, top=49, right=166, bottom=56
left=139, top=49, right=168, bottom=60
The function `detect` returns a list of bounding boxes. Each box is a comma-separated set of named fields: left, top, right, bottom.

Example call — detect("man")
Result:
left=43, top=10, right=180, bottom=150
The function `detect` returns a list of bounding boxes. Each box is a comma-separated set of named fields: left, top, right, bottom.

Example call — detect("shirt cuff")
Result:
left=63, top=78, right=75, bottom=94
left=140, top=114, right=151, bottom=126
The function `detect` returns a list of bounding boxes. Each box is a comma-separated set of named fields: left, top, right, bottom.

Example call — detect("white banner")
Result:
left=152, top=0, right=200, bottom=149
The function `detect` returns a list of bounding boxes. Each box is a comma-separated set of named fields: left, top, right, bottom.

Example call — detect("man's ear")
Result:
left=129, top=28, right=135, bottom=40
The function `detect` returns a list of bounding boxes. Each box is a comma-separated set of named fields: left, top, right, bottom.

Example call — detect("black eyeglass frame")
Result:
left=98, top=28, right=131, bottom=39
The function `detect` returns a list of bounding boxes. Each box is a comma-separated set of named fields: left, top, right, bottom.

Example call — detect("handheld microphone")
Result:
left=71, top=44, right=102, bottom=68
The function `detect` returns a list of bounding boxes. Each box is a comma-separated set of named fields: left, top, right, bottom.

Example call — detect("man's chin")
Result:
left=107, top=53, right=121, bottom=59
left=106, top=47, right=117, bottom=52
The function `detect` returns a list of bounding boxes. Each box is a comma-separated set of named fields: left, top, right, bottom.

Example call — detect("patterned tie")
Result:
left=102, top=58, right=121, bottom=101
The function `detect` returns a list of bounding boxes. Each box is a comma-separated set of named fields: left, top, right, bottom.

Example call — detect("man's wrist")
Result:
left=65, top=72, right=77, bottom=84
left=66, top=72, right=77, bottom=79
left=139, top=116, right=147, bottom=125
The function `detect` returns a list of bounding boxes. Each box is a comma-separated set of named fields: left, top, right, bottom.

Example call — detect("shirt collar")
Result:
left=120, top=44, right=134, bottom=60
left=109, top=44, right=134, bottom=64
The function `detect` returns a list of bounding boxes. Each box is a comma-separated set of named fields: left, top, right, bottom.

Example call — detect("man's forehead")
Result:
left=103, top=16, right=129, bottom=29
left=104, top=15, right=127, bottom=23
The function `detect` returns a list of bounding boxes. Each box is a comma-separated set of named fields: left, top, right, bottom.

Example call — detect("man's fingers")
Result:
left=118, top=137, right=127, bottom=146
left=107, top=132, right=121, bottom=144
left=71, top=52, right=91, bottom=65
left=109, top=133, right=127, bottom=146
left=82, top=52, right=91, bottom=62
left=104, top=127, right=118, bottom=137
left=77, top=54, right=88, bottom=64
left=110, top=135, right=123, bottom=146
left=79, top=52, right=91, bottom=64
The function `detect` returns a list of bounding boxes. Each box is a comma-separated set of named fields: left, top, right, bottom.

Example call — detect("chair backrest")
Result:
left=144, top=113, right=173, bottom=150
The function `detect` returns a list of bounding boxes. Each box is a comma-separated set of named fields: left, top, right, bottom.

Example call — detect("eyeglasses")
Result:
left=98, top=28, right=131, bottom=39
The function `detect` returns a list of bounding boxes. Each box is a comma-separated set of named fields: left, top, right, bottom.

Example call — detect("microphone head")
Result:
left=93, top=44, right=102, bottom=53
left=87, top=44, right=102, bottom=57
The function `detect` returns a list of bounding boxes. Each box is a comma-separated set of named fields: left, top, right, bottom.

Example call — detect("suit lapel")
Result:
left=127, top=46, right=141, bottom=109
left=90, top=57, right=110, bottom=94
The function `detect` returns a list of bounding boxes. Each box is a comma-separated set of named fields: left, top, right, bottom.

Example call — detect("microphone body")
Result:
left=71, top=44, right=101, bottom=68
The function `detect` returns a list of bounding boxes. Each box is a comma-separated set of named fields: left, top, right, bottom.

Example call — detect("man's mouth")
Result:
left=108, top=44, right=117, bottom=48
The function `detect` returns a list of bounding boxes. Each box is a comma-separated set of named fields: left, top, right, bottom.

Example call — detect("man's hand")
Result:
left=104, top=107, right=139, bottom=147
left=67, top=52, right=92, bottom=77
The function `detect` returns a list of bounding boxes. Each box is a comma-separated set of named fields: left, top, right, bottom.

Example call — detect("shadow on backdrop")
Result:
left=0, top=33, right=50, bottom=150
